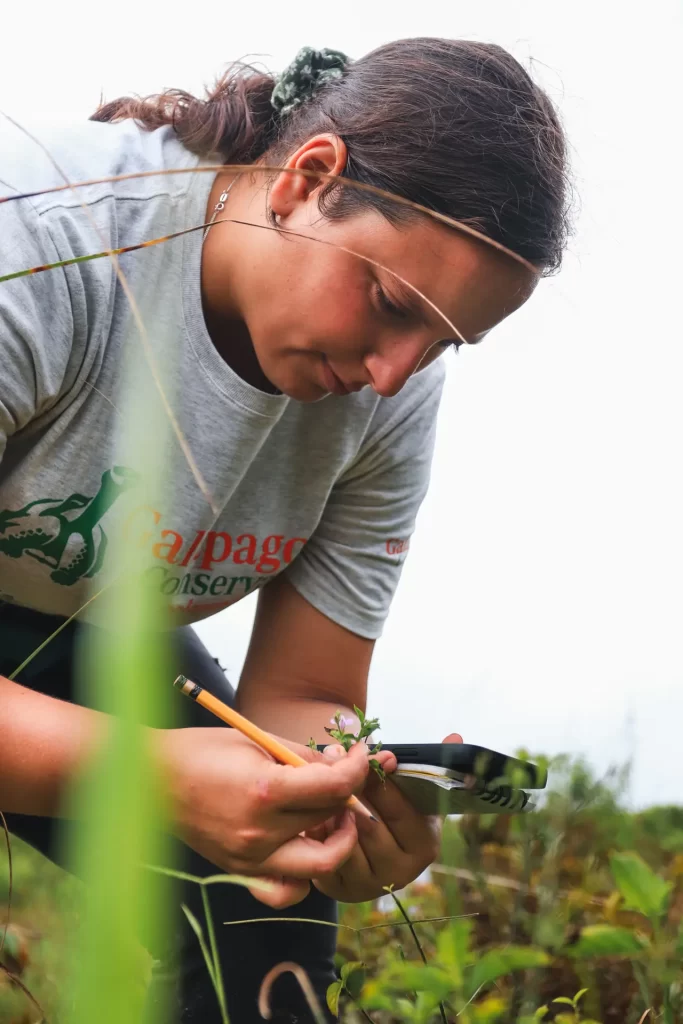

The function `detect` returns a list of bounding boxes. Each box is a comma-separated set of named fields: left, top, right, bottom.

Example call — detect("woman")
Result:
left=0, top=38, right=569, bottom=1023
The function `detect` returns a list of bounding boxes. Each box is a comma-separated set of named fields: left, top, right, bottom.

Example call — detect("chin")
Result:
left=282, top=381, right=329, bottom=403
left=260, top=350, right=329, bottom=403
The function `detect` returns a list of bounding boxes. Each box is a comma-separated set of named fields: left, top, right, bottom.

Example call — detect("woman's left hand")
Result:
left=311, top=733, right=462, bottom=903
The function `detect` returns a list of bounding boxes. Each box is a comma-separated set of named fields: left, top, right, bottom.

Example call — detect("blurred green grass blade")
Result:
left=63, top=567, right=173, bottom=1024
left=59, top=309, right=181, bottom=1024
left=181, top=904, right=218, bottom=992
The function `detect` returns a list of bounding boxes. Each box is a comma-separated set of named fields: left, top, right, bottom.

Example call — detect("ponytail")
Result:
left=91, top=62, right=280, bottom=163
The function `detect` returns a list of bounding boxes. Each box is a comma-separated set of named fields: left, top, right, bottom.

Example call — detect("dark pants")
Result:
left=0, top=602, right=337, bottom=1023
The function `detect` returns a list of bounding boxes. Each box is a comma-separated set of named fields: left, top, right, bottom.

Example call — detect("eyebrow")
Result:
left=385, top=275, right=492, bottom=347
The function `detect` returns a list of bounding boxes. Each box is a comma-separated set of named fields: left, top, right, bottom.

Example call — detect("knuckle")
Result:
left=329, top=775, right=354, bottom=802
left=249, top=775, right=274, bottom=808
left=233, top=826, right=267, bottom=858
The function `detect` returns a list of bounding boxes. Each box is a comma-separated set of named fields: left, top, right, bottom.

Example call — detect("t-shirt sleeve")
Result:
left=0, top=201, right=75, bottom=462
left=284, top=363, right=445, bottom=639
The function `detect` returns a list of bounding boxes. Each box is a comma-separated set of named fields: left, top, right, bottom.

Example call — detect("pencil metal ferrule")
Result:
left=173, top=675, right=202, bottom=700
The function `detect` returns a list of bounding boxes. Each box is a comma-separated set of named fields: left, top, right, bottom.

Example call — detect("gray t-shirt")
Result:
left=0, top=118, right=444, bottom=638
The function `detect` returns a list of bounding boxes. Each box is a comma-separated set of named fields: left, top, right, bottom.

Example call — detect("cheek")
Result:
left=259, top=249, right=374, bottom=349
left=309, top=275, right=373, bottom=345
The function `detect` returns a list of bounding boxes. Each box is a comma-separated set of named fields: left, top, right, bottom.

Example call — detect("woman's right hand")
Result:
left=152, top=727, right=370, bottom=907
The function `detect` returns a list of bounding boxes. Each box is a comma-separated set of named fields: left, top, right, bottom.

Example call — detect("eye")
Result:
left=375, top=284, right=409, bottom=321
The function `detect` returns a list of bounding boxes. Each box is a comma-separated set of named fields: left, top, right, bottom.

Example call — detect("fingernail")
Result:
left=323, top=744, right=346, bottom=761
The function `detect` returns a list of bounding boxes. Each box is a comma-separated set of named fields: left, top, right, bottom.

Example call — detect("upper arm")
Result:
left=235, top=367, right=444, bottom=717
left=237, top=573, right=375, bottom=711
left=0, top=202, right=75, bottom=460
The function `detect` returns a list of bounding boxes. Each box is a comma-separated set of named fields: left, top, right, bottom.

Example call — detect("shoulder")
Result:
left=0, top=118, right=199, bottom=218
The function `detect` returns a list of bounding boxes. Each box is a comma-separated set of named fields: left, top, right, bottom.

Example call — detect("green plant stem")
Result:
left=0, top=811, right=11, bottom=957
left=388, top=889, right=448, bottom=1024
left=181, top=904, right=218, bottom=992
left=201, top=885, right=228, bottom=1024
left=0, top=961, right=47, bottom=1022
left=632, top=962, right=653, bottom=1013
left=348, top=995, right=375, bottom=1023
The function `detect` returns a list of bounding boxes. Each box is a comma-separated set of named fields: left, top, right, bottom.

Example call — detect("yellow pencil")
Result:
left=173, top=675, right=376, bottom=821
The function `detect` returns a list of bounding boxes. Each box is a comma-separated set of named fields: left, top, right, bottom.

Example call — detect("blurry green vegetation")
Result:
left=3, top=753, right=682, bottom=1023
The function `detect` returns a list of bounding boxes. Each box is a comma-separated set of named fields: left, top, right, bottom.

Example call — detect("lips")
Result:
left=321, top=358, right=351, bottom=397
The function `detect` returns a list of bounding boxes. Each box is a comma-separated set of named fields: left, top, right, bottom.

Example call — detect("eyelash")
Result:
left=375, top=286, right=465, bottom=353
left=376, top=285, right=408, bottom=320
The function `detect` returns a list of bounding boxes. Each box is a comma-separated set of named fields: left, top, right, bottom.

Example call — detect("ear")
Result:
left=269, top=134, right=348, bottom=220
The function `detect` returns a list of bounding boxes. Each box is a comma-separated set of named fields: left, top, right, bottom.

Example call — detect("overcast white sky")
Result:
left=3, top=1, right=681, bottom=807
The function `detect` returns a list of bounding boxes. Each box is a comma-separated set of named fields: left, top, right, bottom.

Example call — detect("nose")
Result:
left=363, top=335, right=429, bottom=399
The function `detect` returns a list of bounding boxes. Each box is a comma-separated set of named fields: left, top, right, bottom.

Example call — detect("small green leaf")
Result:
left=518, top=1011, right=549, bottom=1024
left=565, top=924, right=649, bottom=958
left=326, top=980, right=342, bottom=1018
left=386, top=963, right=453, bottom=1000
left=0, top=929, right=20, bottom=961
left=552, top=997, right=575, bottom=1006
left=573, top=988, right=589, bottom=1005
left=436, top=917, right=473, bottom=978
left=471, top=995, right=507, bottom=1023
left=468, top=947, right=549, bottom=997
left=340, top=960, right=363, bottom=983
left=340, top=960, right=366, bottom=999
left=609, top=852, right=672, bottom=920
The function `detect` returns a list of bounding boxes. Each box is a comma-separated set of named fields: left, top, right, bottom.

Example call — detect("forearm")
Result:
left=0, top=674, right=108, bottom=816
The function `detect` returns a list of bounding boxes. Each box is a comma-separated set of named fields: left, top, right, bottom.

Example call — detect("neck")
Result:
left=200, top=172, right=280, bottom=395
left=202, top=307, right=280, bottom=395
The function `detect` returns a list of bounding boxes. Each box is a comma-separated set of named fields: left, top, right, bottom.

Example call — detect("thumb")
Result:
left=247, top=876, right=311, bottom=908
left=442, top=732, right=463, bottom=744
left=322, top=743, right=346, bottom=762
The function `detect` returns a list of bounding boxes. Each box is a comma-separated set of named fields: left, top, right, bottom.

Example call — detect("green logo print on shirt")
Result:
left=0, top=467, right=139, bottom=586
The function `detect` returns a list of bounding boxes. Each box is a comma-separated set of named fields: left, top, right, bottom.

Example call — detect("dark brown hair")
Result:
left=92, top=38, right=571, bottom=273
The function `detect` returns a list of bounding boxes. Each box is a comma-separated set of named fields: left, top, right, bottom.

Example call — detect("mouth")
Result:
left=321, top=357, right=351, bottom=397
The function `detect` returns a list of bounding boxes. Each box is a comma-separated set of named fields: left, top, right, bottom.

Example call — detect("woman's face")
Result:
left=202, top=139, right=539, bottom=402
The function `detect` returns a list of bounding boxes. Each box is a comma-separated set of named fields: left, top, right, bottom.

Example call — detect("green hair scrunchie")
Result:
left=271, top=46, right=350, bottom=117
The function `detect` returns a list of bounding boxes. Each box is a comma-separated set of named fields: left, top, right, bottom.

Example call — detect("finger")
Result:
left=314, top=841, right=373, bottom=896
left=373, top=749, right=398, bottom=774
left=321, top=744, right=346, bottom=761
left=247, top=876, right=311, bottom=909
left=262, top=809, right=359, bottom=878
left=442, top=732, right=463, bottom=744
left=260, top=740, right=370, bottom=813
left=325, top=743, right=397, bottom=777
left=362, top=774, right=439, bottom=856
left=304, top=822, right=329, bottom=843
